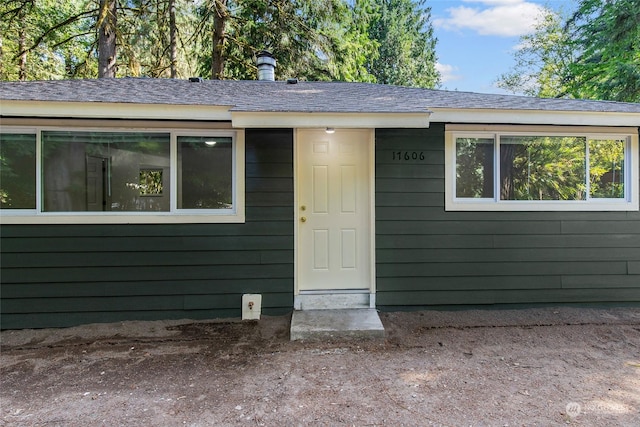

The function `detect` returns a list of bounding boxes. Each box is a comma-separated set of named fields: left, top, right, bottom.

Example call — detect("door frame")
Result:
left=293, top=128, right=376, bottom=306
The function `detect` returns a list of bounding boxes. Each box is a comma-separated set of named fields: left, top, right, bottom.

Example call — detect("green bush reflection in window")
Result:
left=500, top=136, right=586, bottom=201
left=0, top=133, right=36, bottom=209
left=139, top=169, right=163, bottom=196
left=589, top=139, right=625, bottom=199
left=456, top=137, right=494, bottom=198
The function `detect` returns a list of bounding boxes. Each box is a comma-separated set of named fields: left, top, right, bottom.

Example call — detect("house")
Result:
left=1, top=72, right=639, bottom=330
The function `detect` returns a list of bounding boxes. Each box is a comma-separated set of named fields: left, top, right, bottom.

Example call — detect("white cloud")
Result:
left=434, top=0, right=546, bottom=37
left=435, top=62, right=462, bottom=83
left=462, top=0, right=524, bottom=5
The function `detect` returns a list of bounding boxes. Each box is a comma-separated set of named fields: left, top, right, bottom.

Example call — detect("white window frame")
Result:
left=445, top=125, right=639, bottom=211
left=0, top=126, right=245, bottom=224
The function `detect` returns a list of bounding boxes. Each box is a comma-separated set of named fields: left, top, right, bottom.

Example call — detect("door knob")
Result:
left=300, top=216, right=307, bottom=223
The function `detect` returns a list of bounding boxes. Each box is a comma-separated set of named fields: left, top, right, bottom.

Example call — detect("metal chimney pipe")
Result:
left=256, top=50, right=276, bottom=81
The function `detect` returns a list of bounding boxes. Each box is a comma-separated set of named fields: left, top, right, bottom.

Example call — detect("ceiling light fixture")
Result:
left=325, top=127, right=335, bottom=134
left=204, top=140, right=217, bottom=146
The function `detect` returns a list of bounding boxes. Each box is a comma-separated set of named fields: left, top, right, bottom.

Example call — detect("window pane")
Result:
left=0, top=133, right=36, bottom=209
left=177, top=136, right=233, bottom=209
left=500, top=136, right=586, bottom=201
left=42, top=131, right=170, bottom=212
left=589, top=139, right=625, bottom=199
left=456, top=137, right=494, bottom=198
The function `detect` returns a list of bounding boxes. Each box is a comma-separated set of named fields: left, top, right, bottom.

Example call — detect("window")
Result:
left=177, top=136, right=233, bottom=210
left=0, top=127, right=244, bottom=223
left=42, top=131, right=171, bottom=212
left=445, top=126, right=638, bottom=211
left=499, top=135, right=587, bottom=201
left=455, top=137, right=494, bottom=199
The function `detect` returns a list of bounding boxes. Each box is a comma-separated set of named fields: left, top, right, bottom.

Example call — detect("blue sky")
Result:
left=429, top=0, right=574, bottom=94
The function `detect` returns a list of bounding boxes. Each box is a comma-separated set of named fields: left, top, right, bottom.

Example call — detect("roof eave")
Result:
left=0, top=100, right=233, bottom=121
left=230, top=111, right=431, bottom=128
left=430, top=108, right=640, bottom=127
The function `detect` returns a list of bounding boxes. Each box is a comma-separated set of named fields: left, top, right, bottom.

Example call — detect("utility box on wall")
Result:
left=242, top=294, right=262, bottom=320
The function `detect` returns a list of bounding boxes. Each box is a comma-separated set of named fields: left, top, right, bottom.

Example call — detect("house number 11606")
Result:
left=393, top=151, right=425, bottom=161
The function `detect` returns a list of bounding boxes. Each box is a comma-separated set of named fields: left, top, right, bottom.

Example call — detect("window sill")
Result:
left=445, top=199, right=639, bottom=212
left=0, top=212, right=246, bottom=224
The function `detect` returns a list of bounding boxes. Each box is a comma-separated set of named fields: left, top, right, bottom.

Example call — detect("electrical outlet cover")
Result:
left=242, top=294, right=262, bottom=320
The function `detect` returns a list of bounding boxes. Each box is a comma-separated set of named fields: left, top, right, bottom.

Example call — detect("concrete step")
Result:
left=294, top=292, right=373, bottom=310
left=290, top=309, right=385, bottom=341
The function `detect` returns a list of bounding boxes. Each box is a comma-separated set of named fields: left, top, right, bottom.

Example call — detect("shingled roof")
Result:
left=2, top=78, right=639, bottom=115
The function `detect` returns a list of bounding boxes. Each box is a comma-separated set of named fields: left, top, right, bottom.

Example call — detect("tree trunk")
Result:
left=0, top=32, right=4, bottom=80
left=18, top=7, right=27, bottom=81
left=211, top=0, right=228, bottom=80
left=169, top=0, right=177, bottom=78
left=500, top=144, right=515, bottom=200
left=481, top=143, right=494, bottom=198
left=98, top=0, right=117, bottom=78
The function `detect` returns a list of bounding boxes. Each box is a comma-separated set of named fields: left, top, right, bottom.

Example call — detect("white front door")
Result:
left=296, top=129, right=373, bottom=292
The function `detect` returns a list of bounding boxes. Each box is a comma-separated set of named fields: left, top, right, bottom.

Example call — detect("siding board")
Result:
left=246, top=163, right=292, bottom=178
left=561, top=275, right=640, bottom=288
left=376, top=261, right=627, bottom=278
left=376, top=235, right=494, bottom=249
left=1, top=279, right=292, bottom=298
left=377, top=220, right=562, bottom=235
left=1, top=292, right=294, bottom=317
left=562, top=221, right=640, bottom=234
left=376, top=164, right=444, bottom=179
left=0, top=222, right=293, bottom=237
left=245, top=192, right=293, bottom=206
left=1, top=235, right=293, bottom=253
left=246, top=177, right=292, bottom=193
left=385, top=209, right=633, bottom=222
left=376, top=178, right=443, bottom=193
left=377, top=288, right=640, bottom=307
left=2, top=249, right=293, bottom=268
left=376, top=248, right=640, bottom=263
left=1, top=251, right=263, bottom=268
left=377, top=276, right=562, bottom=291
left=374, top=207, right=636, bottom=222
left=376, top=193, right=444, bottom=207
left=494, top=234, right=640, bottom=248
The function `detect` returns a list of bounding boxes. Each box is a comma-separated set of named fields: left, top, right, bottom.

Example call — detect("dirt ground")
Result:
left=1, top=307, right=639, bottom=427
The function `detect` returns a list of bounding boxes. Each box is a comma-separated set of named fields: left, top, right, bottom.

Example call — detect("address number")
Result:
left=393, top=151, right=425, bottom=161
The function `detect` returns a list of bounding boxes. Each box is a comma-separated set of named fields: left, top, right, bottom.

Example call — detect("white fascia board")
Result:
left=231, top=111, right=430, bottom=128
left=1, top=100, right=233, bottom=121
left=430, top=108, right=640, bottom=127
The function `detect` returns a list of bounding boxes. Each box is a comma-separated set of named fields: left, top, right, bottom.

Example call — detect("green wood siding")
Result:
left=3, top=124, right=638, bottom=329
left=375, top=125, right=640, bottom=310
left=0, top=129, right=294, bottom=329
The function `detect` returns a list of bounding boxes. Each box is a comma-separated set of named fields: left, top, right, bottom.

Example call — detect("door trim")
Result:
left=293, top=128, right=376, bottom=304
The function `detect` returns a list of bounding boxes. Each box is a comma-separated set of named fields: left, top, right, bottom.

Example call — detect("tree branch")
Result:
left=15, top=8, right=98, bottom=59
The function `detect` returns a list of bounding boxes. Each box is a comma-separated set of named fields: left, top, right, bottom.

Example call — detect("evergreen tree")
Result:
left=0, top=0, right=440, bottom=87
left=498, top=0, right=640, bottom=102
left=564, top=0, right=640, bottom=102
left=496, top=8, right=574, bottom=98
left=366, top=0, right=439, bottom=88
